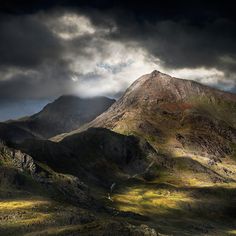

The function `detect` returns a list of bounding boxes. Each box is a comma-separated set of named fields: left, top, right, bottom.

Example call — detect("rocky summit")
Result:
left=1, top=71, right=236, bottom=235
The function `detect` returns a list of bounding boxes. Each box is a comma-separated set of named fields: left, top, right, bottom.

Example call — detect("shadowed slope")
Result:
left=17, top=128, right=159, bottom=188
left=0, top=96, right=115, bottom=144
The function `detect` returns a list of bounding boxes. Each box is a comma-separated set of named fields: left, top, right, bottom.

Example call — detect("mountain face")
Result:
left=16, top=128, right=158, bottom=187
left=0, top=142, right=92, bottom=205
left=54, top=70, right=236, bottom=187
left=58, top=71, right=236, bottom=161
left=0, top=96, right=115, bottom=143
left=48, top=71, right=236, bottom=235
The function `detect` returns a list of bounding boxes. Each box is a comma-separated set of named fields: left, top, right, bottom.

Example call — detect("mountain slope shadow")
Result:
left=16, top=128, right=159, bottom=188
left=0, top=96, right=115, bottom=144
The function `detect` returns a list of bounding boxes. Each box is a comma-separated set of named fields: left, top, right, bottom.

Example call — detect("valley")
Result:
left=0, top=71, right=236, bottom=235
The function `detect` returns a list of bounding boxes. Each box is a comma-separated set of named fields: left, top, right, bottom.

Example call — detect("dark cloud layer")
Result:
left=77, top=3, right=236, bottom=73
left=0, top=14, right=62, bottom=68
left=0, top=0, right=236, bottom=120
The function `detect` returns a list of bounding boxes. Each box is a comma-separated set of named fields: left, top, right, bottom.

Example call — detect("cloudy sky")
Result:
left=0, top=0, right=236, bottom=120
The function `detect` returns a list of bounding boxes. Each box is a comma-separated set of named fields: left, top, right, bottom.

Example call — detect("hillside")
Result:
left=0, top=96, right=115, bottom=143
left=55, top=71, right=236, bottom=184
left=16, top=128, right=158, bottom=187
left=57, top=70, right=236, bottom=142
left=49, top=71, right=236, bottom=235
left=0, top=130, right=158, bottom=236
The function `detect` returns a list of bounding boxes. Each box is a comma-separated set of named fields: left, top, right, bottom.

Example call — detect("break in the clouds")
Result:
left=0, top=1, right=236, bottom=120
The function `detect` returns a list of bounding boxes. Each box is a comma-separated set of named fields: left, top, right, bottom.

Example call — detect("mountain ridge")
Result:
left=53, top=70, right=236, bottom=141
left=52, top=70, right=236, bottom=187
left=0, top=95, right=115, bottom=143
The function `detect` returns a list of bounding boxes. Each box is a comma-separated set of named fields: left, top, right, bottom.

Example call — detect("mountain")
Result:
left=56, top=70, right=236, bottom=162
left=0, top=96, right=115, bottom=143
left=49, top=71, right=236, bottom=235
left=0, top=129, right=158, bottom=235
left=59, top=70, right=236, bottom=181
left=16, top=128, right=158, bottom=187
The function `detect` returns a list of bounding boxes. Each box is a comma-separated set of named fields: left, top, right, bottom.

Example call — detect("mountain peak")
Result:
left=53, top=70, right=236, bottom=143
left=0, top=96, right=115, bottom=143
left=149, top=70, right=171, bottom=79
left=150, top=70, right=161, bottom=77
left=123, top=70, right=185, bottom=103
left=124, top=70, right=236, bottom=104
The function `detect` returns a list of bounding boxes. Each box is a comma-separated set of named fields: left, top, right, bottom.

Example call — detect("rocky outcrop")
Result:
left=176, top=132, right=232, bottom=158
left=11, top=150, right=37, bottom=174
left=0, top=143, right=92, bottom=206
left=181, top=112, right=236, bottom=143
left=0, top=142, right=36, bottom=174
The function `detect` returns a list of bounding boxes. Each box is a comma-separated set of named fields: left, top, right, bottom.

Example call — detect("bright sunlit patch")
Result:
left=0, top=199, right=51, bottom=210
left=228, top=230, right=236, bottom=235
left=113, top=187, right=192, bottom=215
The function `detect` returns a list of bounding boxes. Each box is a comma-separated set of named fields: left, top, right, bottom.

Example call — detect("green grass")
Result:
left=0, top=195, right=103, bottom=236
left=110, top=179, right=236, bottom=235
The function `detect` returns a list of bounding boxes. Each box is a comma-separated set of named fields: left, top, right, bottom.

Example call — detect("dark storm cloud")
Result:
left=74, top=3, right=236, bottom=74
left=2, top=2, right=236, bottom=73
left=72, top=1, right=236, bottom=93
left=0, top=14, right=63, bottom=68
left=116, top=19, right=236, bottom=72
left=0, top=10, right=76, bottom=102
left=1, top=0, right=236, bottom=74
left=0, top=0, right=236, bottom=120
